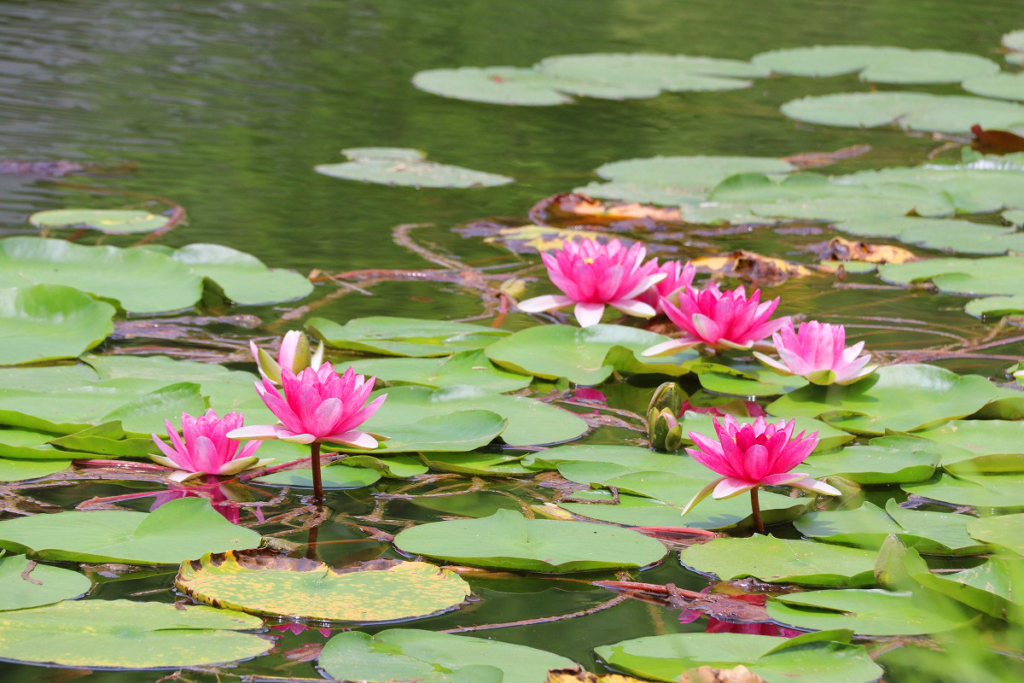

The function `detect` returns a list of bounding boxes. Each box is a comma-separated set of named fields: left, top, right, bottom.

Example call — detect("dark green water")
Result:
left=2, top=0, right=1024, bottom=681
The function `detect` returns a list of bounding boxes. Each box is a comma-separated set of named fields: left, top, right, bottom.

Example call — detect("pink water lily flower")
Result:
left=251, top=330, right=324, bottom=384
left=640, top=259, right=696, bottom=314
left=643, top=283, right=787, bottom=356
left=682, top=416, right=840, bottom=532
left=753, top=320, right=877, bottom=386
left=150, top=410, right=271, bottom=483
left=517, top=238, right=665, bottom=327
left=228, top=363, right=386, bottom=450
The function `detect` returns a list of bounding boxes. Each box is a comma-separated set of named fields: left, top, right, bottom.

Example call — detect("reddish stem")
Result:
left=635, top=526, right=717, bottom=538
left=310, top=442, right=324, bottom=507
left=751, top=487, right=765, bottom=534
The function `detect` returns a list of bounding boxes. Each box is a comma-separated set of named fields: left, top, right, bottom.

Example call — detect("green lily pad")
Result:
left=417, top=451, right=533, bottom=475
left=537, top=53, right=766, bottom=85
left=339, top=350, right=532, bottom=392
left=307, top=316, right=508, bottom=357
left=962, top=73, right=1024, bottom=102
left=0, top=429, right=67, bottom=460
left=587, top=155, right=794, bottom=200
left=256, top=462, right=382, bottom=489
left=177, top=553, right=470, bottom=622
left=0, top=599, right=268, bottom=669
left=315, top=147, right=512, bottom=188
left=767, top=364, right=997, bottom=435
left=363, top=410, right=509, bottom=453
left=393, top=509, right=666, bottom=573
left=802, top=445, right=939, bottom=485
left=319, top=629, right=575, bottom=683
left=968, top=513, right=1024, bottom=556
left=30, top=209, right=169, bottom=234
left=780, top=92, right=1024, bottom=134
left=903, top=473, right=1024, bottom=509
left=767, top=588, right=975, bottom=635
left=879, top=255, right=1024, bottom=316
left=680, top=535, right=878, bottom=587
left=48, top=421, right=154, bottom=458
left=753, top=46, right=997, bottom=83
left=905, top=547, right=1023, bottom=619
left=365, top=386, right=585, bottom=447
left=0, top=458, right=70, bottom=482
left=484, top=324, right=699, bottom=385
left=341, top=454, right=428, bottom=478
left=595, top=630, right=882, bottom=683
left=697, top=364, right=809, bottom=396
left=171, top=244, right=313, bottom=306
left=559, top=489, right=809, bottom=531
left=795, top=500, right=987, bottom=555
left=836, top=216, right=1024, bottom=255
left=679, top=412, right=855, bottom=452
left=412, top=67, right=577, bottom=106
left=0, top=364, right=98, bottom=392
left=0, top=285, right=114, bottom=366
left=914, top=420, right=1024, bottom=473
left=0, top=554, right=91, bottom=610
left=0, top=497, right=262, bottom=565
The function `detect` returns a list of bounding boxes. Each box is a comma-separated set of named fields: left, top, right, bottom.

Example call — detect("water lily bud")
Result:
left=664, top=424, right=684, bottom=453
left=649, top=408, right=680, bottom=451
left=648, top=382, right=684, bottom=417
left=253, top=344, right=282, bottom=384
left=285, top=330, right=311, bottom=374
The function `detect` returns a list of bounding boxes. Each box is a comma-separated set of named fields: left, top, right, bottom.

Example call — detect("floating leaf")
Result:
left=307, top=316, right=509, bottom=357
left=339, top=350, right=532, bottom=392
left=365, top=386, right=585, bottom=447
left=171, top=244, right=313, bottom=306
left=802, top=445, right=939, bottom=485
left=595, top=630, right=882, bottom=683
left=342, top=453, right=428, bottom=478
left=485, top=324, right=699, bottom=385
left=753, top=46, right=997, bottom=83
left=696, top=364, right=808, bottom=396
left=0, top=599, right=268, bottom=668
left=903, top=473, right=1024, bottom=509
left=0, top=285, right=114, bottom=366
left=315, top=147, right=512, bottom=188
left=0, top=498, right=262, bottom=565
left=767, top=364, right=997, bottom=435
left=256, top=463, right=382, bottom=489
left=0, top=458, right=70, bottom=482
left=363, top=410, right=508, bottom=453
left=417, top=451, right=533, bottom=476
left=962, top=73, right=1024, bottom=102
left=680, top=535, right=878, bottom=587
left=0, top=554, right=90, bottom=610
left=767, top=589, right=975, bottom=636
left=30, top=209, right=168, bottom=235
left=536, top=53, right=767, bottom=86
left=393, top=509, right=666, bottom=573
left=587, top=155, right=794, bottom=201
left=780, top=92, right=1024, bottom=134
left=968, top=513, right=1024, bottom=556
left=795, top=500, right=986, bottom=555
left=836, top=216, right=1024, bottom=255
left=413, top=67, right=577, bottom=106
left=906, top=547, right=1023, bottom=619
left=319, top=629, right=574, bottom=683
left=177, top=553, right=470, bottom=622
left=914, top=420, right=1024, bottom=473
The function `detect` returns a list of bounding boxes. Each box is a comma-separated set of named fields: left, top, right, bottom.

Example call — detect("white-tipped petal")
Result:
left=835, top=364, right=878, bottom=385
left=642, top=339, right=698, bottom=357
left=325, top=430, right=379, bottom=450
left=148, top=454, right=178, bottom=469
left=712, top=478, right=757, bottom=500
left=517, top=294, right=574, bottom=313
left=610, top=299, right=657, bottom=319
left=227, top=424, right=281, bottom=441
left=216, top=456, right=261, bottom=476
left=791, top=477, right=842, bottom=496
left=752, top=351, right=793, bottom=376
left=168, top=470, right=199, bottom=483
left=680, top=478, right=721, bottom=517
left=574, top=302, right=606, bottom=328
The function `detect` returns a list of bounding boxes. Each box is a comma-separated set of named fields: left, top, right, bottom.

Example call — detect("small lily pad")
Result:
left=30, top=209, right=168, bottom=235
left=339, top=350, right=532, bottom=392
left=307, top=316, right=509, bottom=357
left=177, top=553, right=470, bottom=622
left=680, top=535, right=878, bottom=587
left=0, top=554, right=91, bottom=610
left=962, top=73, right=1024, bottom=102
left=315, top=147, right=512, bottom=188
left=393, top=509, right=666, bottom=573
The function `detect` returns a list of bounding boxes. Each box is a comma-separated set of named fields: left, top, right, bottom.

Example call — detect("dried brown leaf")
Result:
left=781, top=144, right=871, bottom=170
left=808, top=237, right=917, bottom=264
left=546, top=666, right=651, bottom=683
left=530, top=192, right=685, bottom=230
left=679, top=665, right=766, bottom=683
left=692, top=250, right=812, bottom=286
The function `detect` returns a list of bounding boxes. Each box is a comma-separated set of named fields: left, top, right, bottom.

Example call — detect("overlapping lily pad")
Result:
left=968, top=513, right=1024, bottom=556
left=30, top=209, right=168, bottom=235
left=393, top=509, right=666, bottom=573
left=767, top=589, right=975, bottom=635
left=171, top=244, right=313, bottom=305
left=485, top=324, right=699, bottom=385
left=177, top=553, right=470, bottom=622
left=767, top=364, right=998, bottom=435
left=339, top=350, right=532, bottom=392
left=315, top=147, right=513, bottom=188
left=802, top=445, right=939, bottom=485
left=307, top=316, right=509, bottom=357
left=914, top=420, right=1024, bottom=473
left=595, top=630, right=882, bottom=683
left=905, top=547, right=1023, bottom=619
left=753, top=46, right=998, bottom=83
left=903, top=473, right=1024, bottom=509
left=0, top=498, right=262, bottom=564
left=319, top=629, right=574, bottom=683
left=0, top=599, right=269, bottom=669
left=256, top=463, right=382, bottom=489
left=836, top=216, right=1024, bottom=255
left=0, top=457, right=71, bottom=482
left=680, top=535, right=878, bottom=587
left=0, top=285, right=114, bottom=366
left=0, top=553, right=91, bottom=610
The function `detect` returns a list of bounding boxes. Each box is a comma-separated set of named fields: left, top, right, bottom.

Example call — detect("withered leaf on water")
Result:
left=693, top=250, right=812, bottom=286
left=679, top=666, right=767, bottom=683
left=971, top=124, right=1024, bottom=153
left=530, top=193, right=686, bottom=230
left=806, top=237, right=918, bottom=264
left=781, top=144, right=872, bottom=170
left=545, top=667, right=651, bottom=683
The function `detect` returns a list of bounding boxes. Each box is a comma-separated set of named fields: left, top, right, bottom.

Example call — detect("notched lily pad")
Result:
left=0, top=285, right=114, bottom=366
left=177, top=552, right=470, bottom=622
left=315, top=147, right=512, bottom=188
left=0, top=553, right=91, bottom=610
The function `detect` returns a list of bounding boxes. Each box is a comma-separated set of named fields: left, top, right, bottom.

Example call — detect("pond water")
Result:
left=2, top=0, right=1024, bottom=681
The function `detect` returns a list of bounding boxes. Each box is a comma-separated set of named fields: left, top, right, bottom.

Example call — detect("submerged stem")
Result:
left=310, top=441, right=324, bottom=507
left=750, top=487, right=765, bottom=534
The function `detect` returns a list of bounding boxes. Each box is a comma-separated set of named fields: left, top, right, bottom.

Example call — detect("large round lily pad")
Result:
left=0, top=285, right=114, bottom=366
left=595, top=630, right=882, bottom=683
left=316, top=147, right=513, bottom=188
left=30, top=209, right=168, bottom=235
left=177, top=553, right=470, bottom=622
left=0, top=553, right=91, bottom=610
left=680, top=535, right=878, bottom=587
left=0, top=498, right=262, bottom=564
left=767, top=364, right=997, bottom=435
left=393, top=509, right=666, bottom=573
left=319, top=629, right=575, bottom=683
left=0, top=599, right=268, bottom=669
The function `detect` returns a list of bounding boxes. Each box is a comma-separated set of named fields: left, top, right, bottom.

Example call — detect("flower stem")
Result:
left=750, top=487, right=765, bottom=534
left=310, top=441, right=324, bottom=506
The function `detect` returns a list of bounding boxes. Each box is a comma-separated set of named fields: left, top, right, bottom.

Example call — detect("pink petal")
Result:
left=227, top=424, right=282, bottom=440
left=311, top=398, right=344, bottom=437
left=574, top=302, right=606, bottom=328
left=323, top=430, right=379, bottom=449
left=680, top=478, right=722, bottom=516
left=609, top=299, right=657, bottom=318
left=712, top=478, right=757, bottom=499
left=517, top=294, right=575, bottom=313
left=641, top=339, right=697, bottom=357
